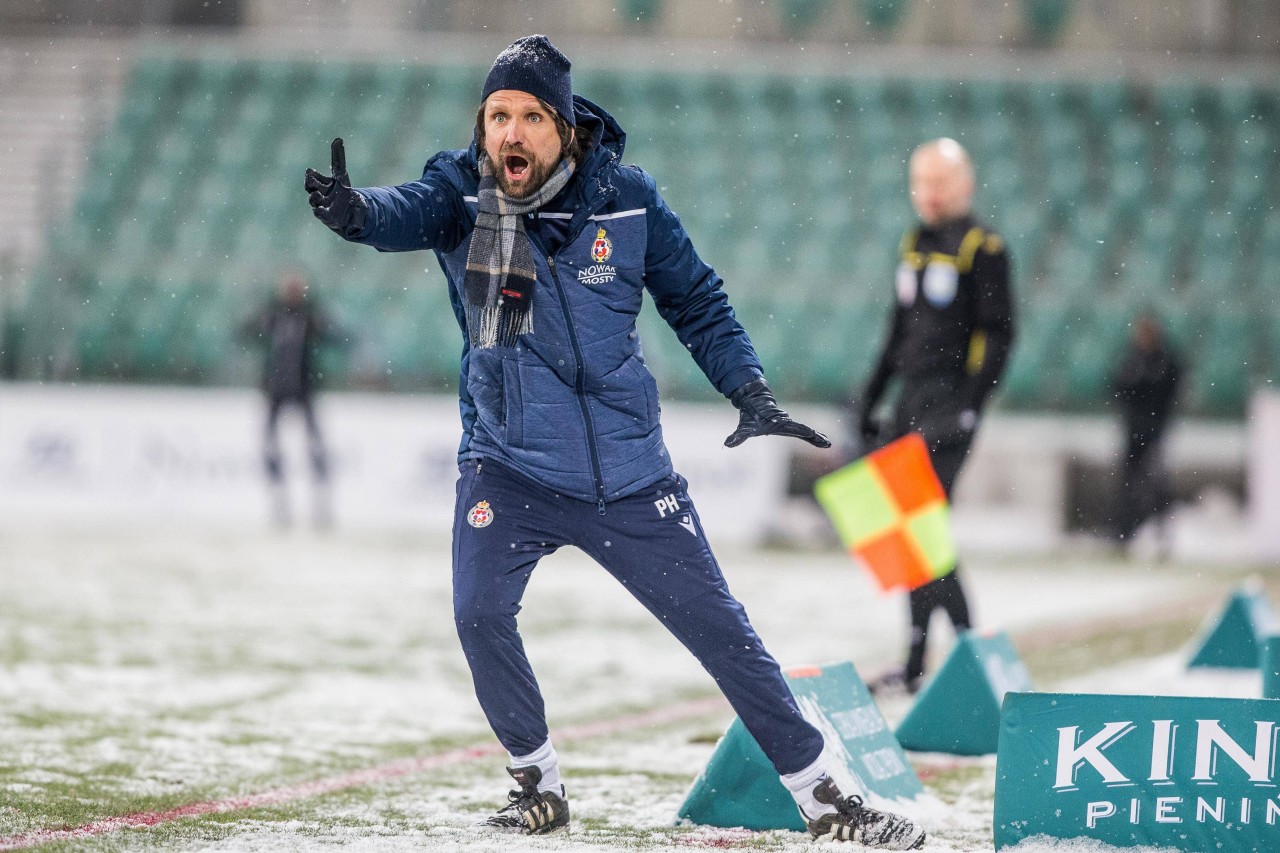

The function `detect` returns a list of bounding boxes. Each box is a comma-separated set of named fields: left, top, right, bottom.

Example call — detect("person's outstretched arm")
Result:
left=637, top=172, right=828, bottom=449
left=305, top=137, right=469, bottom=253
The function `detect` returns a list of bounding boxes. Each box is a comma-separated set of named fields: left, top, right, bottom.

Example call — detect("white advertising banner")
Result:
left=0, top=383, right=786, bottom=543
left=1250, top=388, right=1280, bottom=560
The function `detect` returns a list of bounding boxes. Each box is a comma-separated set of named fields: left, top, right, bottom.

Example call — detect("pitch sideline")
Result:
left=0, top=696, right=728, bottom=850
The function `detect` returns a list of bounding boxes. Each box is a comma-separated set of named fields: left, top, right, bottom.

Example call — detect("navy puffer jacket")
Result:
left=349, top=96, right=763, bottom=506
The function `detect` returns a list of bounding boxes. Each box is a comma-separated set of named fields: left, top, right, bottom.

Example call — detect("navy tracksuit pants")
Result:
left=451, top=458, right=824, bottom=776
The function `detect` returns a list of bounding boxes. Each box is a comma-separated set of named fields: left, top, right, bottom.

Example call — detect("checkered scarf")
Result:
left=463, top=154, right=575, bottom=349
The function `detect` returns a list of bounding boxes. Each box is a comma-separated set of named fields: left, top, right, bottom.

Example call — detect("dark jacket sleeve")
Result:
left=963, top=234, right=1015, bottom=411
left=348, top=154, right=471, bottom=253
left=858, top=303, right=903, bottom=413
left=639, top=171, right=763, bottom=397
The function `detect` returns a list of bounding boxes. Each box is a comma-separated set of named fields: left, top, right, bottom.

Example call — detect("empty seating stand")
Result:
left=19, top=52, right=1280, bottom=416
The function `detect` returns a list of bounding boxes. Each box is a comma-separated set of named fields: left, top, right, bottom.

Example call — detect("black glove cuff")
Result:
left=729, top=378, right=770, bottom=410
left=344, top=190, right=368, bottom=238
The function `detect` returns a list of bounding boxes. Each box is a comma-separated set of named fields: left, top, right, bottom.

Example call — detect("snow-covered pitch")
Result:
left=0, top=522, right=1264, bottom=851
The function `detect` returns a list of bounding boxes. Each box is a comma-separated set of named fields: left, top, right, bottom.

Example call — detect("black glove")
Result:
left=724, top=378, right=831, bottom=449
left=305, top=137, right=367, bottom=238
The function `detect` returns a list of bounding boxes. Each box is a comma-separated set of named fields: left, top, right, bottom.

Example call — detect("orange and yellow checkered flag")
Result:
left=814, top=433, right=956, bottom=592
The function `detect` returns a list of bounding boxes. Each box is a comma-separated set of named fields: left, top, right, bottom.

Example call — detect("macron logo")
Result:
left=654, top=495, right=679, bottom=518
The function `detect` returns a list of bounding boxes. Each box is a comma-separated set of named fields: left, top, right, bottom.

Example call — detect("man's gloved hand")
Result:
left=305, top=137, right=367, bottom=238
left=724, top=378, right=831, bottom=449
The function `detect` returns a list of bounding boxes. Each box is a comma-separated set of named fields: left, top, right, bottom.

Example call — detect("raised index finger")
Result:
left=330, top=137, right=346, bottom=176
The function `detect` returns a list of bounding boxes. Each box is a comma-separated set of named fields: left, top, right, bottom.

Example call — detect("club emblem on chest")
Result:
left=467, top=500, right=494, bottom=528
left=591, top=227, right=613, bottom=263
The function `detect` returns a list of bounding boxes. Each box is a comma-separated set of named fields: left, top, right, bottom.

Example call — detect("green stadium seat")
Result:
left=1153, top=81, right=1203, bottom=123
left=1259, top=211, right=1280, bottom=268
left=1087, top=80, right=1133, bottom=122
left=1217, top=79, right=1260, bottom=122
left=1168, top=119, right=1210, bottom=163
left=1003, top=293, right=1070, bottom=404
left=1062, top=303, right=1133, bottom=403
left=1192, top=312, right=1254, bottom=414
left=1166, top=165, right=1208, bottom=217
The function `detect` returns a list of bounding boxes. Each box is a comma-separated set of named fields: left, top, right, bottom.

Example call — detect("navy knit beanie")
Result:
left=481, top=35, right=575, bottom=127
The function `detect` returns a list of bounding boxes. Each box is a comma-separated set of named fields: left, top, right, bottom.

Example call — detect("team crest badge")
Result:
left=467, top=500, right=494, bottom=528
left=591, top=227, right=613, bottom=263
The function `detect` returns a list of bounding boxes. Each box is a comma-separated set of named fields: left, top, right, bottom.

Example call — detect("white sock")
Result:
left=510, top=739, right=561, bottom=794
left=780, top=755, right=835, bottom=819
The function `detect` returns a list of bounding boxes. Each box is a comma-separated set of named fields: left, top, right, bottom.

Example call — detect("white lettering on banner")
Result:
left=1056, top=719, right=1280, bottom=790
left=1149, top=720, right=1175, bottom=782
left=860, top=748, right=906, bottom=781
left=830, top=707, right=886, bottom=739
left=1055, top=722, right=1136, bottom=789
left=1196, top=796, right=1225, bottom=823
left=1155, top=797, right=1182, bottom=823
left=1086, top=801, right=1115, bottom=828
left=1087, top=796, right=1280, bottom=828
left=1192, top=720, right=1276, bottom=782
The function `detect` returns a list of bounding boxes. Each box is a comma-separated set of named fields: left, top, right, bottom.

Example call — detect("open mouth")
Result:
left=504, top=154, right=530, bottom=180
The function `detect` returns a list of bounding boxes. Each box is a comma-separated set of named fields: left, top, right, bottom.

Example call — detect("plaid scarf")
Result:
left=463, top=154, right=576, bottom=349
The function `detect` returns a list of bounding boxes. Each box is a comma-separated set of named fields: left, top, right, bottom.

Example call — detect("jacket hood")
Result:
left=572, top=94, right=625, bottom=165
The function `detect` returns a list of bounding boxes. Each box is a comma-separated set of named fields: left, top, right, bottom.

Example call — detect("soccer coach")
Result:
left=305, top=34, right=922, bottom=849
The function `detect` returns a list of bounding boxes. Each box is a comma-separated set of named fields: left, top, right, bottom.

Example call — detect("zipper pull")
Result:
left=597, top=498, right=606, bottom=516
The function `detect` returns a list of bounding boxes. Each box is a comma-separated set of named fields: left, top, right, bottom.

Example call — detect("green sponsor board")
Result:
left=1188, top=586, right=1279, bottom=670
left=995, top=692, right=1280, bottom=851
left=896, top=630, right=1033, bottom=755
left=1263, top=636, right=1280, bottom=700
left=677, top=661, right=923, bottom=831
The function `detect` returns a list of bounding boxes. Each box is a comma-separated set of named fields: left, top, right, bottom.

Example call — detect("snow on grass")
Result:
left=0, top=521, right=1270, bottom=850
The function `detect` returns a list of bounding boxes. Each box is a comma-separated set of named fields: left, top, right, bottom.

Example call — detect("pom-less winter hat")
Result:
left=481, top=35, right=575, bottom=127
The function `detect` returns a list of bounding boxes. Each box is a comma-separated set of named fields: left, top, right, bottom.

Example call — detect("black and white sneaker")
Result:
left=483, top=765, right=570, bottom=834
left=867, top=668, right=921, bottom=697
left=803, top=777, right=925, bottom=849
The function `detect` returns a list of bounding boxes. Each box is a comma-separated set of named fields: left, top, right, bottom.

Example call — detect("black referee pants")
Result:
left=888, top=375, right=976, bottom=683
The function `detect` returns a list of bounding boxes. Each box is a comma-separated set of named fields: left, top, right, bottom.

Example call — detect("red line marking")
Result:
left=0, top=696, right=728, bottom=850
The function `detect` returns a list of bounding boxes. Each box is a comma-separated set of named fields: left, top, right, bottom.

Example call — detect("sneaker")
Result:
left=803, top=777, right=925, bottom=849
left=483, top=765, right=570, bottom=834
left=867, top=667, right=921, bottom=697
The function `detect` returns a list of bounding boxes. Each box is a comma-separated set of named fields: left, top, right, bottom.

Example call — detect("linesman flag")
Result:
left=814, top=433, right=955, bottom=592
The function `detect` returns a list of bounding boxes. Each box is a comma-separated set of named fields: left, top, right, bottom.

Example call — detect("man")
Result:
left=1110, top=313, right=1181, bottom=550
left=305, top=35, right=923, bottom=848
left=852, top=138, right=1014, bottom=695
left=240, top=269, right=344, bottom=528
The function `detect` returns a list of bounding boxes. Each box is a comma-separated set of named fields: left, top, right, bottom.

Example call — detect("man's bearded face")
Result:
left=482, top=90, right=568, bottom=198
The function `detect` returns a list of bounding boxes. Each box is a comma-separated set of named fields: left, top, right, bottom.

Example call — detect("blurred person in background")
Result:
left=849, top=138, right=1015, bottom=696
left=239, top=269, right=345, bottom=529
left=304, top=34, right=923, bottom=849
left=1109, top=312, right=1181, bottom=554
